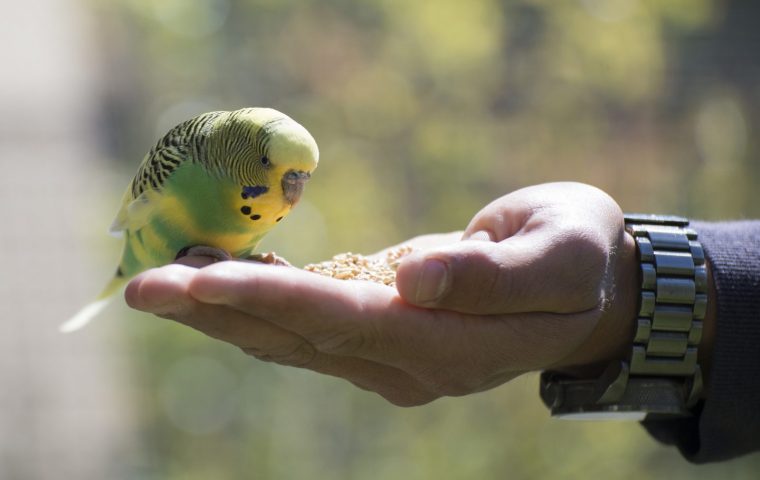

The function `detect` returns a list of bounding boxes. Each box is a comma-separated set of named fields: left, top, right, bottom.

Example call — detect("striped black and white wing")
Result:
left=109, top=111, right=224, bottom=235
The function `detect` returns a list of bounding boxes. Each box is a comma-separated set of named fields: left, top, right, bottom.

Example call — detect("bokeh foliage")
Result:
left=88, top=0, right=760, bottom=477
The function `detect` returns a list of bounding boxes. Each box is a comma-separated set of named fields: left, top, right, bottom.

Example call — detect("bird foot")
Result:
left=246, top=252, right=292, bottom=267
left=175, top=245, right=233, bottom=263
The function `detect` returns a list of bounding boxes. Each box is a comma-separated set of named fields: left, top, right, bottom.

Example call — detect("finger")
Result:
left=394, top=229, right=611, bottom=315
left=185, top=262, right=480, bottom=371
left=190, top=303, right=438, bottom=407
left=125, top=264, right=199, bottom=317
left=128, top=264, right=439, bottom=406
left=187, top=261, right=410, bottom=353
left=461, top=193, right=535, bottom=242
left=368, top=231, right=465, bottom=260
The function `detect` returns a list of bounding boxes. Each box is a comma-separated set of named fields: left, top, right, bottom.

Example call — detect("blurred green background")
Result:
left=2, top=0, right=759, bottom=478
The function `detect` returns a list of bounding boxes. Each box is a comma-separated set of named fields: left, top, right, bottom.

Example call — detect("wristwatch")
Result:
left=540, top=214, right=707, bottom=420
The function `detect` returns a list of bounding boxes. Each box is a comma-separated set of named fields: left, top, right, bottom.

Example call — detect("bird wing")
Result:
left=108, top=111, right=224, bottom=236
left=108, top=147, right=185, bottom=235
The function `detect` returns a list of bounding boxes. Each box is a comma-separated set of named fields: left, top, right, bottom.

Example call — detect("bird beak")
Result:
left=282, top=170, right=311, bottom=205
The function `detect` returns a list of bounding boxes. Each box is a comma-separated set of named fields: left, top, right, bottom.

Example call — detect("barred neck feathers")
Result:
left=204, top=108, right=319, bottom=187
left=130, top=111, right=224, bottom=199
left=129, top=108, right=318, bottom=201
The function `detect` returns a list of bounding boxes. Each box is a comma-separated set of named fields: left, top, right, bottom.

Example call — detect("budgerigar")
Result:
left=62, top=107, right=319, bottom=333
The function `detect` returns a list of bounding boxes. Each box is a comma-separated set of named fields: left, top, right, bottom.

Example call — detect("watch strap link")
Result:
left=624, top=214, right=705, bottom=407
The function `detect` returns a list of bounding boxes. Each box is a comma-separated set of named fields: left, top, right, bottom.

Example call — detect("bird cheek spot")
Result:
left=242, top=185, right=269, bottom=199
left=250, top=214, right=261, bottom=221
left=240, top=206, right=252, bottom=215
left=276, top=216, right=283, bottom=222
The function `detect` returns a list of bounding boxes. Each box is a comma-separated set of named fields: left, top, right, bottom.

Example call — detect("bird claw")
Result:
left=246, top=252, right=292, bottom=267
left=175, top=246, right=291, bottom=267
left=175, top=245, right=233, bottom=262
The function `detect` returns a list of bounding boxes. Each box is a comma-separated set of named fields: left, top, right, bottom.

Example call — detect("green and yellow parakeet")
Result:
left=62, top=107, right=319, bottom=332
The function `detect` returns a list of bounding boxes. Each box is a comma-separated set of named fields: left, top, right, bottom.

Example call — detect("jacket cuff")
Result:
left=642, top=220, right=760, bottom=463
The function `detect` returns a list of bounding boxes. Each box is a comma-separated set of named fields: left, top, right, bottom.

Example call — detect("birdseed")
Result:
left=304, top=246, right=413, bottom=286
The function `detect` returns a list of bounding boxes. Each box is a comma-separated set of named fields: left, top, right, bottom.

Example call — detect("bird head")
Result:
left=214, top=108, right=319, bottom=206
left=262, top=112, right=319, bottom=206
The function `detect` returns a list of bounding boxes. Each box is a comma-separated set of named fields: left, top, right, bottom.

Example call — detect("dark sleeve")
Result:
left=642, top=220, right=760, bottom=463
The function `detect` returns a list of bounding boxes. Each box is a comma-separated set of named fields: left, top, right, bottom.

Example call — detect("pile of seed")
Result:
left=304, top=246, right=413, bottom=286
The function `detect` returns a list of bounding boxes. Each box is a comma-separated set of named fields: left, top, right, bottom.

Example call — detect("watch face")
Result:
left=553, top=411, right=648, bottom=421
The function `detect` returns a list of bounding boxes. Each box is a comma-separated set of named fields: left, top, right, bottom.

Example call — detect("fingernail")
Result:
left=416, top=258, right=449, bottom=304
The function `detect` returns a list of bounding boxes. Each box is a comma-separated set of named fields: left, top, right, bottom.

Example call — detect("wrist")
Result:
left=552, top=229, right=638, bottom=376
left=551, top=224, right=716, bottom=394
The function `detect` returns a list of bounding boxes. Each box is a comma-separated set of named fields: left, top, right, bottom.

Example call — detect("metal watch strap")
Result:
left=540, top=214, right=706, bottom=419
left=624, top=213, right=705, bottom=407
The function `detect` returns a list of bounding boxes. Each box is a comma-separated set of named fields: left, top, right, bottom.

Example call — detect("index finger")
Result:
left=186, top=261, right=467, bottom=368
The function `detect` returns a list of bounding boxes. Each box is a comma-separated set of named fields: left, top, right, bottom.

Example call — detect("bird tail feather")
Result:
left=59, top=275, right=127, bottom=333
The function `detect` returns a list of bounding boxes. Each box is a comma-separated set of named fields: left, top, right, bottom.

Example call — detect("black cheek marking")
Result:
left=242, top=185, right=269, bottom=199
left=240, top=206, right=252, bottom=215
left=116, top=266, right=124, bottom=277
left=276, top=216, right=283, bottom=222
left=250, top=214, right=261, bottom=221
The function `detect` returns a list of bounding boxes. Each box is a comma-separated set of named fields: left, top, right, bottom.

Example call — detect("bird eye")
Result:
left=261, top=156, right=270, bottom=166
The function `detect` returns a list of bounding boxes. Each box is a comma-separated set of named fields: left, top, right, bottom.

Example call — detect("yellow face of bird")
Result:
left=211, top=108, right=319, bottom=233
left=263, top=114, right=320, bottom=207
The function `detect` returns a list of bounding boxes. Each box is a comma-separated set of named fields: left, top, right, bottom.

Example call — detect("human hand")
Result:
left=126, top=182, right=639, bottom=405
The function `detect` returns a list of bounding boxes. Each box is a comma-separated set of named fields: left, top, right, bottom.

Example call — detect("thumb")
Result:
left=395, top=239, right=514, bottom=314
left=395, top=232, right=605, bottom=315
